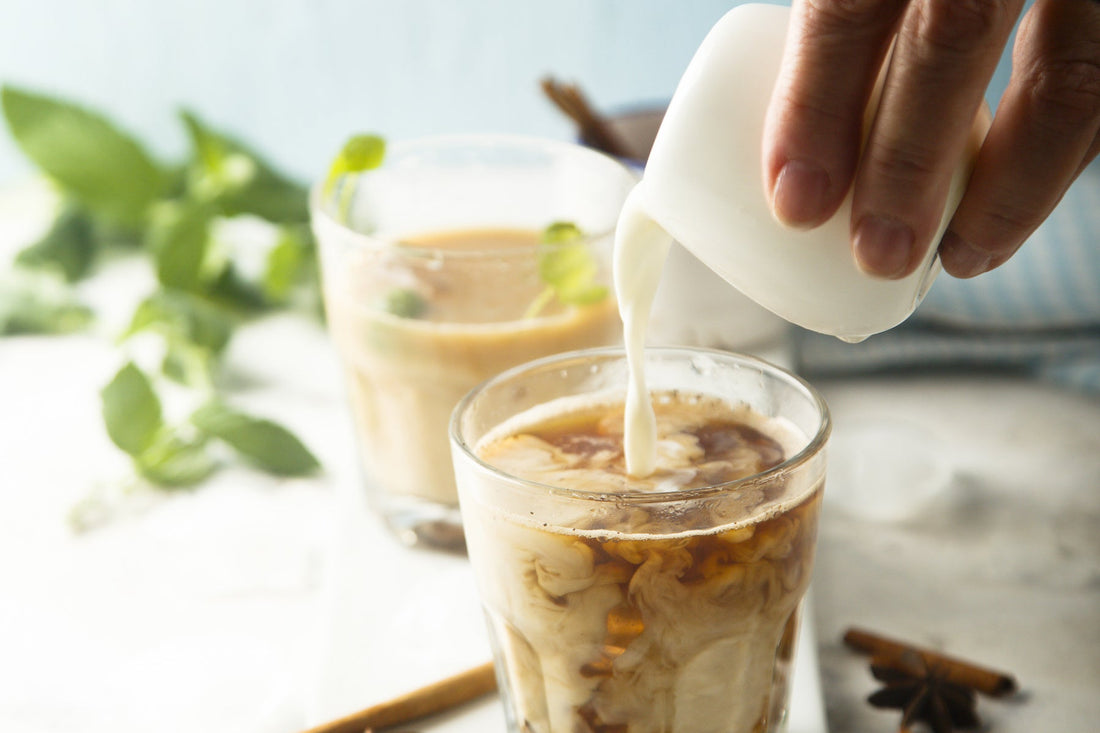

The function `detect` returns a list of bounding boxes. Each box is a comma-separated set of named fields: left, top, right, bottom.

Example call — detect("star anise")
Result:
left=866, top=650, right=981, bottom=733
left=844, top=627, right=1019, bottom=733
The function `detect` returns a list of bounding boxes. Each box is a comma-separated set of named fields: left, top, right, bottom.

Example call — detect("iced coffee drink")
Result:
left=313, top=137, right=634, bottom=550
left=451, top=348, right=829, bottom=733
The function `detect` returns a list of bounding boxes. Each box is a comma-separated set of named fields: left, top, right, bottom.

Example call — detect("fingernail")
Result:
left=939, top=230, right=991, bottom=278
left=772, top=159, right=831, bottom=228
left=853, top=215, right=914, bottom=279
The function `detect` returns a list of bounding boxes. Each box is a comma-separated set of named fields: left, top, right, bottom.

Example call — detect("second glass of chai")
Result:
left=450, top=346, right=830, bottom=733
left=312, top=136, right=634, bottom=551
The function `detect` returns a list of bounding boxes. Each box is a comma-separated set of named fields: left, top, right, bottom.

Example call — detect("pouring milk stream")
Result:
left=615, top=3, right=991, bottom=477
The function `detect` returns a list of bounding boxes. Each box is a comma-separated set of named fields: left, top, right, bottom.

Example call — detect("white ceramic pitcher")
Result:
left=638, top=3, right=991, bottom=340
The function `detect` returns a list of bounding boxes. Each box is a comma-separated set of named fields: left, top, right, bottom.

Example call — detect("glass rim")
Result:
left=309, top=133, right=638, bottom=260
left=449, top=345, right=832, bottom=505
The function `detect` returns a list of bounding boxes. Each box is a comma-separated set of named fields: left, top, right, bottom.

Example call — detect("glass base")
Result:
left=376, top=493, right=467, bottom=554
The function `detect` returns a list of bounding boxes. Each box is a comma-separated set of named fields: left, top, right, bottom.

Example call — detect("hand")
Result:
left=762, top=0, right=1100, bottom=279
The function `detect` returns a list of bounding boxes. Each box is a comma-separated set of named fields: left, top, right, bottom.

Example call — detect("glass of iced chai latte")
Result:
left=312, top=137, right=633, bottom=551
left=450, top=347, right=829, bottom=733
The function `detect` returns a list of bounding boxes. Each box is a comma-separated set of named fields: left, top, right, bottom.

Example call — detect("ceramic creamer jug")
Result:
left=636, top=3, right=991, bottom=340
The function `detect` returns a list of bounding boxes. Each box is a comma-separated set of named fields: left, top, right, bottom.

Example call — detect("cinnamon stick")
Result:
left=299, top=661, right=497, bottom=733
left=540, top=77, right=633, bottom=159
left=843, top=627, right=1017, bottom=697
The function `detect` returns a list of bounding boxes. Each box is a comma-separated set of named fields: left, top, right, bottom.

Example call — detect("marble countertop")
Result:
left=810, top=373, right=1100, bottom=733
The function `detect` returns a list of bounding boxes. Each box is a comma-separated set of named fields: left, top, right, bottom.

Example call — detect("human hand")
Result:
left=762, top=0, right=1100, bottom=279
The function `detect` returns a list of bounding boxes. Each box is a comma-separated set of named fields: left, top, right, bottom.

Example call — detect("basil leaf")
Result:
left=541, top=221, right=584, bottom=245
left=206, top=264, right=270, bottom=313
left=181, top=110, right=309, bottom=224
left=15, top=203, right=96, bottom=282
left=538, top=241, right=598, bottom=292
left=101, top=362, right=163, bottom=456
left=137, top=435, right=217, bottom=488
left=262, top=226, right=308, bottom=303
left=0, top=267, right=93, bottom=335
left=1, top=86, right=165, bottom=228
left=191, top=402, right=320, bottom=476
left=160, top=338, right=216, bottom=388
left=124, top=290, right=235, bottom=354
left=149, top=201, right=215, bottom=291
left=381, top=289, right=427, bottom=319
left=322, top=135, right=386, bottom=222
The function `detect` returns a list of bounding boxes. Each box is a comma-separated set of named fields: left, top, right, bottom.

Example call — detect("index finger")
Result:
left=763, top=0, right=908, bottom=228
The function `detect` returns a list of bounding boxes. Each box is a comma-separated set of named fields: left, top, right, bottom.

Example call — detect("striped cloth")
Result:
left=795, top=159, right=1100, bottom=393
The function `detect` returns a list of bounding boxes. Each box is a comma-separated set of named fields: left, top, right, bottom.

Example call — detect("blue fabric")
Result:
left=796, top=160, right=1100, bottom=393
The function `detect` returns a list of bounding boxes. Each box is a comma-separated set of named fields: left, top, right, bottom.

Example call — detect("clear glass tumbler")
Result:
left=312, top=136, right=634, bottom=551
left=450, top=346, right=830, bottom=732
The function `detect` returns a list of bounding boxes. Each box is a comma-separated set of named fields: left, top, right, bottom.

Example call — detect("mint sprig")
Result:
left=2, top=85, right=327, bottom=504
left=524, top=221, right=608, bottom=319
left=323, top=134, right=386, bottom=222
left=100, top=362, right=320, bottom=488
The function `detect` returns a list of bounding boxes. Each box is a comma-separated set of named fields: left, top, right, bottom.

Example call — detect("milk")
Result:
left=616, top=3, right=990, bottom=476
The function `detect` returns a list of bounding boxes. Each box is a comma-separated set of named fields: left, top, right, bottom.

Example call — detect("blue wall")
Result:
left=0, top=0, right=746, bottom=184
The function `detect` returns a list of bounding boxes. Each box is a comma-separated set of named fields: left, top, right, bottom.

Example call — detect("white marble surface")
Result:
left=811, top=374, right=1100, bottom=733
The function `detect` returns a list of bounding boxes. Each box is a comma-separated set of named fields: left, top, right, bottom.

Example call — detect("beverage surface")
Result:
left=478, top=391, right=790, bottom=497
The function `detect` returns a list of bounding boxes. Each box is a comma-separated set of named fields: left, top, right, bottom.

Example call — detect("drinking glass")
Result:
left=450, top=346, right=830, bottom=732
left=312, top=136, right=634, bottom=551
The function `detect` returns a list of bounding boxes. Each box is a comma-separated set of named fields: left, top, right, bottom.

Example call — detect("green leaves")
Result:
left=137, top=436, right=217, bottom=487
left=101, top=362, right=164, bottom=456
left=100, top=362, right=320, bottom=488
left=149, top=200, right=215, bottom=291
left=323, top=134, right=386, bottom=223
left=0, top=268, right=93, bottom=335
left=191, top=402, right=320, bottom=476
left=524, top=221, right=608, bottom=318
left=1, top=86, right=166, bottom=228
left=381, top=288, right=427, bottom=319
left=181, top=109, right=310, bottom=223
left=123, top=290, right=236, bottom=387
left=324, top=134, right=386, bottom=196
left=0, top=85, right=329, bottom=500
left=15, top=204, right=96, bottom=282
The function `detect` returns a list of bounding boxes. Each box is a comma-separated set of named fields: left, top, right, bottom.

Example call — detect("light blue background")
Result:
left=0, top=0, right=1020, bottom=186
left=0, top=0, right=744, bottom=183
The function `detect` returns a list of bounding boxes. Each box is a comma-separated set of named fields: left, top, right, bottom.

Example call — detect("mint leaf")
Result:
left=101, top=362, right=163, bottom=456
left=180, top=110, right=309, bottom=224
left=324, top=134, right=386, bottom=195
left=123, top=291, right=236, bottom=387
left=125, top=290, right=235, bottom=354
left=137, top=434, right=217, bottom=488
left=0, top=267, right=93, bottom=335
left=191, top=402, right=320, bottom=476
left=206, top=264, right=270, bottom=313
left=525, top=221, right=608, bottom=318
left=323, top=134, right=386, bottom=223
left=15, top=203, right=96, bottom=282
left=381, top=288, right=427, bottom=319
left=1, top=86, right=165, bottom=228
left=149, top=201, right=215, bottom=291
left=262, top=226, right=311, bottom=303
left=542, top=221, right=584, bottom=244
